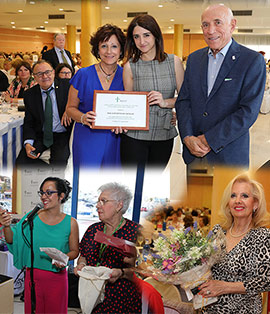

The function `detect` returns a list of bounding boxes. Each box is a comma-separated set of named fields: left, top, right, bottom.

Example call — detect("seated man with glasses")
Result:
left=16, top=60, right=73, bottom=167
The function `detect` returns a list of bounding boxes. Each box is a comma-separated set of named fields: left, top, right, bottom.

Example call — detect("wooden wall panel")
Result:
left=254, top=168, right=270, bottom=228
left=183, top=35, right=190, bottom=58
left=163, top=33, right=174, bottom=55
left=163, top=33, right=206, bottom=59
left=0, top=28, right=53, bottom=53
left=189, top=34, right=207, bottom=54
left=186, top=176, right=213, bottom=209
left=1, top=28, right=206, bottom=58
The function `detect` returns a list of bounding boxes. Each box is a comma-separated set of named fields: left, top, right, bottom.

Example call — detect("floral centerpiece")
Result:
left=136, top=223, right=225, bottom=310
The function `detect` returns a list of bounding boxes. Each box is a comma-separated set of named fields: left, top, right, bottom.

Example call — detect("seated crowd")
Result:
left=144, top=205, right=211, bottom=240
left=0, top=49, right=81, bottom=93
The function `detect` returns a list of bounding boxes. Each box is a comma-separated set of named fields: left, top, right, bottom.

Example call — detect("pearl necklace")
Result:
left=229, top=223, right=250, bottom=238
left=98, top=63, right=117, bottom=82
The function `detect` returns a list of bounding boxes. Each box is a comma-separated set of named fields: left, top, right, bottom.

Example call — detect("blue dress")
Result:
left=70, top=65, right=123, bottom=168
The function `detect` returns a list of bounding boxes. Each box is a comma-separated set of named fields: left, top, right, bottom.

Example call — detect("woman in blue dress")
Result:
left=66, top=24, right=126, bottom=168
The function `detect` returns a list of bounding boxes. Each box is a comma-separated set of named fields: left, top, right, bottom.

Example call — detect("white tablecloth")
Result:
left=0, top=107, right=24, bottom=170
left=0, top=251, right=16, bottom=277
left=0, top=251, right=24, bottom=295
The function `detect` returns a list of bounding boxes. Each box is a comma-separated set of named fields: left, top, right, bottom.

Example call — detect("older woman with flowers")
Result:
left=199, top=174, right=270, bottom=313
left=74, top=182, right=141, bottom=313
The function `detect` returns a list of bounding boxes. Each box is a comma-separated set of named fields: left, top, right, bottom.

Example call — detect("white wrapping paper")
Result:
left=40, top=247, right=69, bottom=266
left=177, top=263, right=218, bottom=310
left=78, top=266, right=113, bottom=314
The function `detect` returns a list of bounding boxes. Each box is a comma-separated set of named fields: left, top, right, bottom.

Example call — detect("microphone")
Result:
left=22, top=203, right=44, bottom=225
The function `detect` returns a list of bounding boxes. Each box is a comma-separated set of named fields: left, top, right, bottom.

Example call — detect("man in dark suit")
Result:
left=42, top=33, right=74, bottom=71
left=16, top=60, right=72, bottom=166
left=175, top=4, right=266, bottom=167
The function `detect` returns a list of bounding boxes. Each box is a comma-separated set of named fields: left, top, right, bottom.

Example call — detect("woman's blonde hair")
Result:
left=219, top=174, right=269, bottom=229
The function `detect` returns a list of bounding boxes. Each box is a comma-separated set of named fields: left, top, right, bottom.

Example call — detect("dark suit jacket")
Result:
left=23, top=78, right=72, bottom=149
left=175, top=39, right=266, bottom=166
left=0, top=71, right=9, bottom=91
left=42, top=48, right=74, bottom=70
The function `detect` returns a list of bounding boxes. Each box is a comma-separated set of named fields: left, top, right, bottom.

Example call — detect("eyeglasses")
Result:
left=38, top=190, right=58, bottom=197
left=96, top=199, right=117, bottom=206
left=33, top=70, right=53, bottom=78
left=59, top=71, right=72, bottom=76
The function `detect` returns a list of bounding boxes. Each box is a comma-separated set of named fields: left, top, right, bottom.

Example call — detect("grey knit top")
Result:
left=127, top=54, right=178, bottom=141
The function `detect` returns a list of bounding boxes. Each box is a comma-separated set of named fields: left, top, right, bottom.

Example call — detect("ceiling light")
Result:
left=59, top=8, right=64, bottom=11
left=170, top=19, right=175, bottom=22
left=61, top=27, right=65, bottom=30
left=158, top=4, right=163, bottom=8
left=123, top=19, right=127, bottom=22
left=18, top=10, right=23, bottom=13
left=105, top=6, right=110, bottom=9
left=12, top=26, right=16, bottom=29
left=168, top=26, right=172, bottom=29
left=29, top=1, right=35, bottom=4
left=44, top=21, right=48, bottom=24
left=11, top=22, right=15, bottom=24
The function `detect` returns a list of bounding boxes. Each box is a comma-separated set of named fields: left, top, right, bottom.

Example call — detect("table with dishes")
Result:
left=0, top=104, right=24, bottom=170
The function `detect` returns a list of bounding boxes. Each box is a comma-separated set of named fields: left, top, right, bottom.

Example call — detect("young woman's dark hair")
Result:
left=15, top=61, right=32, bottom=76
left=125, top=14, right=167, bottom=63
left=90, top=24, right=126, bottom=60
left=39, top=177, right=72, bottom=204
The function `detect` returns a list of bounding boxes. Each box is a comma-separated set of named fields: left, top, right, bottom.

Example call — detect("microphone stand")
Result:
left=25, top=217, right=36, bottom=314
left=21, top=204, right=43, bottom=313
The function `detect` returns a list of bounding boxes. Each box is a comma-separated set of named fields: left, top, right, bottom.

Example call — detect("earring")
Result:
left=253, top=208, right=256, bottom=213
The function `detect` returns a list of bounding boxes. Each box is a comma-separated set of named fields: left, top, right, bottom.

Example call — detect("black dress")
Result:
left=79, top=219, right=142, bottom=313
left=202, top=224, right=270, bottom=314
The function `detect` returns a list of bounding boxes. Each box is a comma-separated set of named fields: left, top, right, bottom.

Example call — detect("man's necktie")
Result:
left=60, top=50, right=68, bottom=64
left=43, top=89, right=53, bottom=148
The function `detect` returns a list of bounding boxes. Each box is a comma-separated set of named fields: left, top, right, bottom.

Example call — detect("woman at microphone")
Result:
left=0, top=177, right=79, bottom=314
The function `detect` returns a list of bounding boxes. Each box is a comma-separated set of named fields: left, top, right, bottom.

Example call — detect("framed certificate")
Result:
left=92, top=90, right=149, bottom=130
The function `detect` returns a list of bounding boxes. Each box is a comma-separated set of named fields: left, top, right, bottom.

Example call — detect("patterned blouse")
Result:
left=202, top=224, right=270, bottom=314
left=79, top=219, right=141, bottom=313
left=7, top=76, right=36, bottom=98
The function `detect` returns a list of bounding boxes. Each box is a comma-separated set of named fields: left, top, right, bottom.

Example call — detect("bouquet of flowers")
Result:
left=136, top=223, right=225, bottom=310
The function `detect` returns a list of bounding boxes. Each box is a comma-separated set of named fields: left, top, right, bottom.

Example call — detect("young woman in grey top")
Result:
left=122, top=14, right=184, bottom=169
